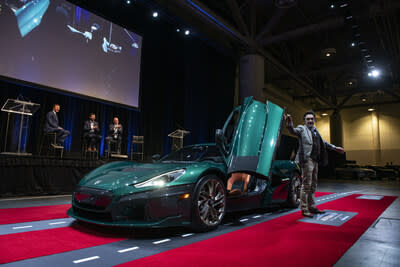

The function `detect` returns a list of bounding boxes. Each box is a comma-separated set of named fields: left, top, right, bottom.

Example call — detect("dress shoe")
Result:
left=309, top=208, right=325, bottom=214
left=228, top=189, right=242, bottom=196
left=302, top=211, right=314, bottom=218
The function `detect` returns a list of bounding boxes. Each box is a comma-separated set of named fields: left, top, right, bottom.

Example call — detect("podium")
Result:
left=1, top=99, right=40, bottom=156
left=168, top=129, right=190, bottom=151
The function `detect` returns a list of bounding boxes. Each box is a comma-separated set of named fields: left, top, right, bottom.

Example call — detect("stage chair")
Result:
left=81, top=139, right=99, bottom=160
left=105, top=138, right=117, bottom=158
left=130, top=135, right=144, bottom=161
left=39, top=132, right=64, bottom=158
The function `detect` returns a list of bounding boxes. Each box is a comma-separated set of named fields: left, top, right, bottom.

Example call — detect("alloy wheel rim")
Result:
left=197, top=179, right=226, bottom=226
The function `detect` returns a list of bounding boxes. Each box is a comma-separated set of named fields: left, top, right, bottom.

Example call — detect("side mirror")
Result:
left=152, top=154, right=161, bottom=162
left=215, top=129, right=223, bottom=146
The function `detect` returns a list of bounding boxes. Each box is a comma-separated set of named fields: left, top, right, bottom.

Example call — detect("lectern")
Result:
left=1, top=99, right=40, bottom=155
left=168, top=129, right=190, bottom=151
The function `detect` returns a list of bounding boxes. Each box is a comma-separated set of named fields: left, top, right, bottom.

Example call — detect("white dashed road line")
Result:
left=49, top=221, right=67, bottom=225
left=252, top=215, right=262, bottom=219
left=239, top=218, right=249, bottom=222
left=153, top=239, right=171, bottom=244
left=118, top=246, right=139, bottom=253
left=12, top=225, right=32, bottom=230
left=181, top=233, right=194, bottom=237
left=73, top=256, right=100, bottom=264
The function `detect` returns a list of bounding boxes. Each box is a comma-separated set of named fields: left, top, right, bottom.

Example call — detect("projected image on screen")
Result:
left=0, top=0, right=142, bottom=108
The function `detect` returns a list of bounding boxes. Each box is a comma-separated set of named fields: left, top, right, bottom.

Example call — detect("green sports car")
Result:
left=67, top=97, right=301, bottom=231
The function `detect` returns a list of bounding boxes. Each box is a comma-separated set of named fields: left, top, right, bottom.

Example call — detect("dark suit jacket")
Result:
left=108, top=123, right=123, bottom=138
left=83, top=120, right=100, bottom=137
left=44, top=111, right=59, bottom=132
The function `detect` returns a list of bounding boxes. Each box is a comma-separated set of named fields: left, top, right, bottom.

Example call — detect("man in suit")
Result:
left=285, top=110, right=344, bottom=217
left=83, top=113, right=101, bottom=151
left=44, top=104, right=70, bottom=145
left=105, top=117, right=123, bottom=154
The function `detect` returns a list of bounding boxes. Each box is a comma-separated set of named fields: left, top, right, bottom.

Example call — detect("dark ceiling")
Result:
left=73, top=0, right=400, bottom=112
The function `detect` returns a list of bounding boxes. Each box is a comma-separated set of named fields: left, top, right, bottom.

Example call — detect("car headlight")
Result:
left=134, top=169, right=186, bottom=188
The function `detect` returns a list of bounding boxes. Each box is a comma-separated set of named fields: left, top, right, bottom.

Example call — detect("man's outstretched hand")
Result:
left=334, top=147, right=345, bottom=154
left=284, top=114, right=292, bottom=124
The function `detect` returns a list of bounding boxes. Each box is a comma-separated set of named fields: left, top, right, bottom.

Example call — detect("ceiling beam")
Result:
left=225, top=0, right=250, bottom=37
left=259, top=17, right=344, bottom=46
left=256, top=8, right=287, bottom=42
left=154, top=0, right=333, bottom=107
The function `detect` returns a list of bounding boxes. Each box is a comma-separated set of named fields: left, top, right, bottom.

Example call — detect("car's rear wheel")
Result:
left=287, top=172, right=301, bottom=208
left=191, top=175, right=226, bottom=231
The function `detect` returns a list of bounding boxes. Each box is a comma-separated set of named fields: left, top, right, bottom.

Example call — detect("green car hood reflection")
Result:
left=79, top=161, right=225, bottom=191
left=217, top=96, right=284, bottom=180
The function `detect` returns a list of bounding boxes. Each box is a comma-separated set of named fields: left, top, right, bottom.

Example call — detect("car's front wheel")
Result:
left=191, top=175, right=226, bottom=231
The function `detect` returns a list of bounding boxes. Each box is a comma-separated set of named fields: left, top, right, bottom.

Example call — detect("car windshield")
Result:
left=161, top=145, right=223, bottom=163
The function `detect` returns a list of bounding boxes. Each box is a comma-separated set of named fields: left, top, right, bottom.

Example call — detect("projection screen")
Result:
left=0, top=0, right=142, bottom=108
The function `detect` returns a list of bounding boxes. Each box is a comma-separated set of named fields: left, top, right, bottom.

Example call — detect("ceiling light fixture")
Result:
left=185, top=30, right=190, bottom=35
left=152, top=11, right=158, bottom=18
left=368, top=108, right=375, bottom=112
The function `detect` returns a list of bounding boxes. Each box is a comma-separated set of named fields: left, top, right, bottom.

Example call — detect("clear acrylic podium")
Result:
left=168, top=129, right=190, bottom=151
left=1, top=99, right=40, bottom=156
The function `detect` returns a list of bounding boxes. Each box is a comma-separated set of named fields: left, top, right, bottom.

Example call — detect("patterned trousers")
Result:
left=300, top=158, right=318, bottom=212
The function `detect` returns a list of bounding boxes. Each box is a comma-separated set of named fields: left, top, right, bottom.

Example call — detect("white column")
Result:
left=371, top=110, right=381, bottom=164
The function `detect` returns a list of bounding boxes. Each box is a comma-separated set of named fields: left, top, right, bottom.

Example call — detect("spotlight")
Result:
left=368, top=108, right=375, bottom=112
left=152, top=11, right=158, bottom=18
left=185, top=30, right=190, bottom=35
left=321, top=113, right=328, bottom=116
left=371, top=70, right=380, bottom=77
left=176, top=28, right=180, bottom=32
left=360, top=94, right=367, bottom=102
left=326, top=52, right=331, bottom=57
left=368, top=69, right=380, bottom=78
left=351, top=42, right=355, bottom=47
left=330, top=4, right=334, bottom=8
left=348, top=81, right=353, bottom=85
left=126, top=0, right=131, bottom=4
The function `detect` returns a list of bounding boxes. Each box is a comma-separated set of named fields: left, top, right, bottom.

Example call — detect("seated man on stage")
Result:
left=83, top=113, right=101, bottom=151
left=44, top=104, right=70, bottom=145
left=105, top=117, right=123, bottom=154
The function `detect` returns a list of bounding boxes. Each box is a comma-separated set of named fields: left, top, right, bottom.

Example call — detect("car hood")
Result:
left=80, top=162, right=192, bottom=190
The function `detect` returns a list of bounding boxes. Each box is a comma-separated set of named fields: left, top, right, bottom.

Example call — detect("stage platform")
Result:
left=0, top=154, right=134, bottom=197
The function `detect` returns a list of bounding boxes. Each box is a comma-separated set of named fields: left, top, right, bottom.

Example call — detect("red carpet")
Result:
left=314, top=191, right=334, bottom=197
left=117, top=194, right=396, bottom=267
left=0, top=224, right=126, bottom=264
left=0, top=204, right=71, bottom=225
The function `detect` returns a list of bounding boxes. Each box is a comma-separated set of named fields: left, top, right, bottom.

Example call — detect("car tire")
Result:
left=287, top=172, right=301, bottom=208
left=191, top=175, right=226, bottom=232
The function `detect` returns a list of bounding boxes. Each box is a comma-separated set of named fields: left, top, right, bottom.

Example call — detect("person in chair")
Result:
left=44, top=104, right=70, bottom=145
left=105, top=117, right=123, bottom=154
left=83, top=113, right=101, bottom=151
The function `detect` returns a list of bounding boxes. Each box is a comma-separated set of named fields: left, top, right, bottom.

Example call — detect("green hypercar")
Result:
left=67, top=97, right=301, bottom=231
